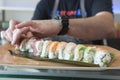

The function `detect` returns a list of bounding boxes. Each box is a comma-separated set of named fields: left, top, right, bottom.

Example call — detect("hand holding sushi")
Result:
left=1, top=20, right=62, bottom=45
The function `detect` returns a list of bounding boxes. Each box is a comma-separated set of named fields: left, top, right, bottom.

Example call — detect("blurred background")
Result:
left=0, top=0, right=120, bottom=49
left=0, top=0, right=119, bottom=22
left=0, top=0, right=40, bottom=21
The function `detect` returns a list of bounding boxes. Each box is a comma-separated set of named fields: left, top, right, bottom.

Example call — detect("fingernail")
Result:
left=15, top=25, right=18, bottom=28
left=11, top=41, right=14, bottom=45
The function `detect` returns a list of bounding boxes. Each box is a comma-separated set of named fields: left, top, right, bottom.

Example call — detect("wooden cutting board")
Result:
left=0, top=44, right=120, bottom=67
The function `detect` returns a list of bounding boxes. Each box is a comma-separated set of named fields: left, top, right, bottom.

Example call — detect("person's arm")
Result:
left=11, top=12, right=114, bottom=45
left=8, top=0, right=115, bottom=45
left=67, top=11, right=115, bottom=40
left=67, top=0, right=115, bottom=40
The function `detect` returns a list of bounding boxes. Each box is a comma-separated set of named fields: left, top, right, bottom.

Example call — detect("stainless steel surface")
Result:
left=0, top=64, right=120, bottom=79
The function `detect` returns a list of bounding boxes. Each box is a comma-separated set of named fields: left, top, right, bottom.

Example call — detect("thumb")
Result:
left=9, top=19, right=20, bottom=30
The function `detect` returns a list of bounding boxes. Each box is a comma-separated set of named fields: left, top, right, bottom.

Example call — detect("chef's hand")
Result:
left=12, top=20, right=62, bottom=45
left=1, top=20, right=20, bottom=42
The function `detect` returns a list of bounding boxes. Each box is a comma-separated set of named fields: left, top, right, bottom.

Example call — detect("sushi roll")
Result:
left=26, top=37, right=36, bottom=53
left=32, top=39, right=44, bottom=57
left=83, top=46, right=96, bottom=63
left=73, top=44, right=86, bottom=61
left=19, top=39, right=28, bottom=52
left=49, top=41, right=59, bottom=59
left=55, top=42, right=67, bottom=59
left=15, top=38, right=29, bottom=56
left=15, top=38, right=32, bottom=56
left=41, top=40, right=52, bottom=58
left=63, top=42, right=77, bottom=60
left=94, top=48, right=112, bottom=67
left=25, top=37, right=37, bottom=57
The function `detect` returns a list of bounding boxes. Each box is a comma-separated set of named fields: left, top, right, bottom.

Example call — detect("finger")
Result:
left=1, top=31, right=5, bottom=40
left=2, top=31, right=11, bottom=42
left=11, top=27, right=30, bottom=45
left=15, top=20, right=33, bottom=29
left=9, top=19, right=20, bottom=30
left=1, top=31, right=8, bottom=42
left=5, top=29, right=13, bottom=41
left=26, top=32, right=33, bottom=38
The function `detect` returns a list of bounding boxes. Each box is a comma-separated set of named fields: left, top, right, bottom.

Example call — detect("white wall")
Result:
left=0, top=0, right=40, bottom=21
left=0, top=0, right=120, bottom=22
left=113, top=0, right=120, bottom=23
left=1, top=0, right=39, bottom=8
left=5, top=11, right=34, bottom=21
left=114, top=13, right=120, bottom=23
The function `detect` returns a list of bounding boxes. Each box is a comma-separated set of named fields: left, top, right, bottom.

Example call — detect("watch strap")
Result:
left=58, top=15, right=69, bottom=35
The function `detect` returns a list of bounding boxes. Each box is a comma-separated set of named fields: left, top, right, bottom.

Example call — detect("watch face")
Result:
left=53, top=15, right=61, bottom=20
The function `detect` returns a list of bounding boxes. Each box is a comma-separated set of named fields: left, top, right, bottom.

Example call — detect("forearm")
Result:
left=67, top=12, right=115, bottom=40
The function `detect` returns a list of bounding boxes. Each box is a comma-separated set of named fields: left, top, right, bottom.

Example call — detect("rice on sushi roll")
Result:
left=94, top=48, right=112, bottom=67
left=63, top=42, right=77, bottom=60
left=24, top=38, right=37, bottom=57
left=83, top=47, right=96, bottom=63
left=14, top=38, right=35, bottom=56
left=15, top=38, right=29, bottom=56
left=19, top=39, right=28, bottom=52
left=73, top=44, right=86, bottom=61
left=26, top=37, right=36, bottom=53
left=32, top=39, right=44, bottom=57
left=41, top=40, right=52, bottom=58
left=55, top=42, right=67, bottom=60
left=49, top=41, right=59, bottom=59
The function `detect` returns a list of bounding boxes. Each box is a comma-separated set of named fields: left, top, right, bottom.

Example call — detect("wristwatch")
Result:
left=53, top=15, right=69, bottom=35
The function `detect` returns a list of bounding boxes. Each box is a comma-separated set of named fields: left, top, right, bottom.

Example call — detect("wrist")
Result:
left=52, top=19, right=62, bottom=34
left=53, top=15, right=69, bottom=35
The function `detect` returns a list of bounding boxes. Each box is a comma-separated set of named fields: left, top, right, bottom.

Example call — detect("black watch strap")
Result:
left=53, top=15, right=69, bottom=35
left=58, top=15, right=69, bottom=35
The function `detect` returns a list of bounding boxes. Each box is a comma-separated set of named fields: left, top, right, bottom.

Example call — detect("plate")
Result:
left=1, top=64, right=120, bottom=72
left=0, top=44, right=120, bottom=70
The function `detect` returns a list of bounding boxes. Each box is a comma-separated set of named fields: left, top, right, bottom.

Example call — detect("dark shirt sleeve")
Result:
left=91, top=0, right=113, bottom=16
left=32, top=0, right=52, bottom=20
